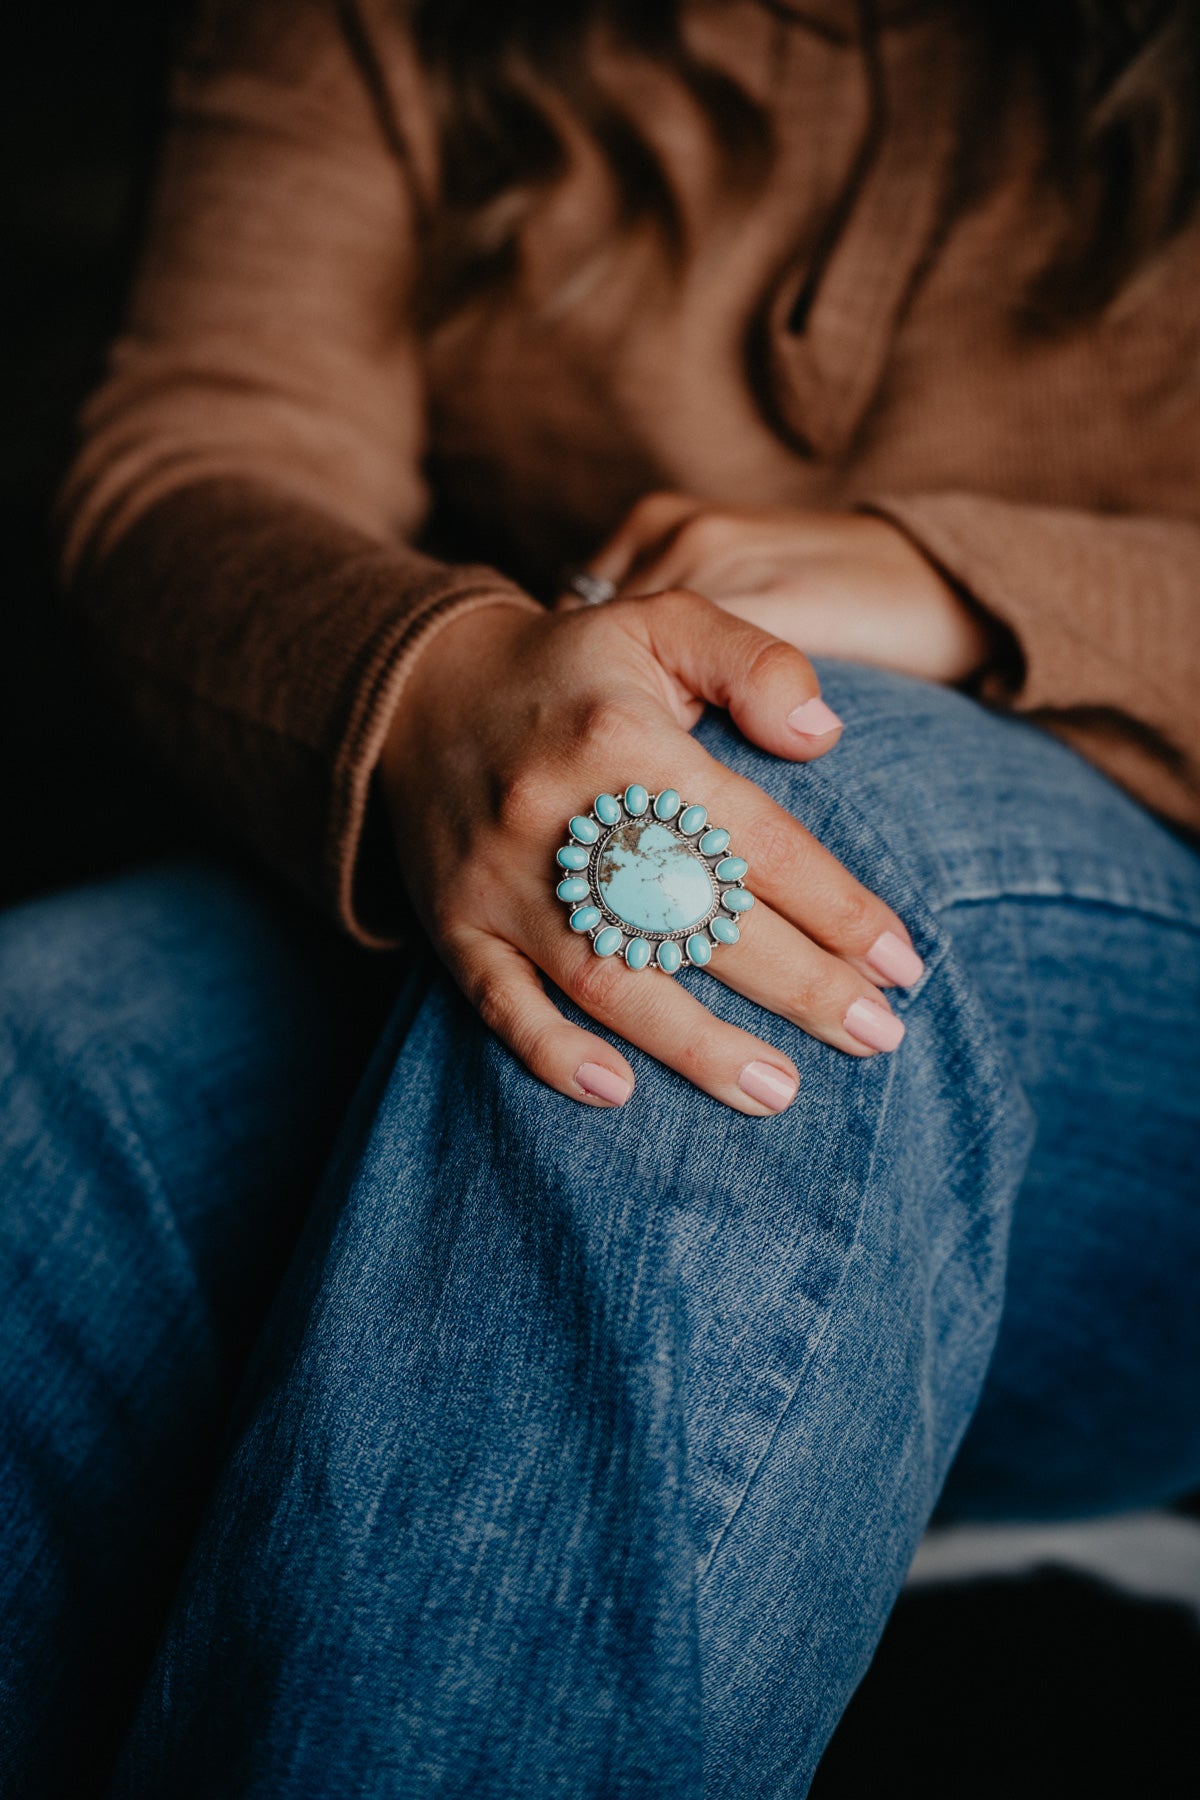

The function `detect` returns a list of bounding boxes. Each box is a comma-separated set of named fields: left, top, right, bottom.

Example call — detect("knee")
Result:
left=694, top=659, right=1175, bottom=924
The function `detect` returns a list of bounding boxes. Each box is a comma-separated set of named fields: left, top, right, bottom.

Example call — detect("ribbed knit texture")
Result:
left=61, top=0, right=1200, bottom=942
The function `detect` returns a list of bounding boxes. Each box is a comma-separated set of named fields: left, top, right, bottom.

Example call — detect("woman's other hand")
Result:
left=572, top=493, right=995, bottom=686
left=379, top=595, right=923, bottom=1116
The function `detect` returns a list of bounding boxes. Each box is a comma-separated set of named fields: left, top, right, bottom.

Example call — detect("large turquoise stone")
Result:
left=624, top=784, right=649, bottom=816
left=595, top=793, right=622, bottom=825
left=678, top=804, right=707, bottom=836
left=686, top=932, right=712, bottom=967
left=699, top=828, right=730, bottom=857
left=557, top=844, right=590, bottom=870
left=594, top=926, right=624, bottom=957
left=570, top=815, right=599, bottom=844
left=596, top=820, right=715, bottom=934
left=625, top=937, right=652, bottom=970
left=556, top=877, right=589, bottom=903
left=711, top=916, right=740, bottom=945
left=570, top=905, right=601, bottom=932
left=715, top=856, right=747, bottom=882
left=723, top=887, right=755, bottom=914
left=657, top=940, right=682, bottom=974
left=653, top=788, right=681, bottom=820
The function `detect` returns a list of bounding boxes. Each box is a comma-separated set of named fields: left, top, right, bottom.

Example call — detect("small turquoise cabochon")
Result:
left=653, top=788, right=681, bottom=820
left=678, top=804, right=707, bottom=835
left=557, top=844, right=589, bottom=870
left=699, top=828, right=730, bottom=857
left=625, top=937, right=652, bottom=970
left=569, top=815, right=599, bottom=844
left=657, top=940, right=683, bottom=973
left=723, top=888, right=755, bottom=914
left=624, top=784, right=649, bottom=815
left=594, top=927, right=624, bottom=957
left=556, top=877, right=589, bottom=903
left=595, top=793, right=622, bottom=825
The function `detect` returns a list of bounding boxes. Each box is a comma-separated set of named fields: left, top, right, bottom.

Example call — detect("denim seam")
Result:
left=930, top=888, right=1200, bottom=934
left=695, top=1041, right=902, bottom=1591
left=788, top=713, right=1200, bottom=932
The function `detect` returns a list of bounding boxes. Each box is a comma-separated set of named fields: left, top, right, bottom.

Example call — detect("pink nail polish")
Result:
left=738, top=1060, right=798, bottom=1113
left=787, top=697, right=843, bottom=738
left=575, top=1062, right=632, bottom=1106
left=866, top=929, right=925, bottom=987
left=844, top=997, right=906, bottom=1053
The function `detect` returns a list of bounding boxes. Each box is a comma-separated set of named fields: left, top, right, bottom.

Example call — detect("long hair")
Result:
left=405, top=0, right=1200, bottom=328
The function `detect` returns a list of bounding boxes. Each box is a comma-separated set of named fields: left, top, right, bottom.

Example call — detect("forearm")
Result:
left=67, top=476, right=538, bottom=944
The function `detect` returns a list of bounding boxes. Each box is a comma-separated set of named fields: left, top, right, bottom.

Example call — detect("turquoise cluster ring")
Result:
left=554, top=785, right=754, bottom=972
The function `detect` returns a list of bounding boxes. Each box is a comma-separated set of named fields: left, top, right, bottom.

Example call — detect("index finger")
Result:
left=676, top=746, right=926, bottom=990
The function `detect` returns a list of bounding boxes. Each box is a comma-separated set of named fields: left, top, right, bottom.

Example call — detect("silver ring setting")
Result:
left=566, top=571, right=618, bottom=607
left=554, top=785, right=754, bottom=972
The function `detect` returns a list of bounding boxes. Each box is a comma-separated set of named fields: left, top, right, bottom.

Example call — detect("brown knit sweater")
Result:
left=62, top=0, right=1200, bottom=945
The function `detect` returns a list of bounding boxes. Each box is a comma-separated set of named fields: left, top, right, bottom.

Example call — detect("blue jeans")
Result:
left=2, top=664, right=1199, bottom=1798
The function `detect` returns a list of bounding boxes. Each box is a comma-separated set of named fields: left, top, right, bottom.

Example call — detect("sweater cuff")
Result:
left=860, top=494, right=1033, bottom=703
left=333, top=585, right=541, bottom=947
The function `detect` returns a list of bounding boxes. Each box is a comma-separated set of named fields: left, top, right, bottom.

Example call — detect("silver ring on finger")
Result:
left=553, top=784, right=754, bottom=973
left=566, top=570, right=619, bottom=607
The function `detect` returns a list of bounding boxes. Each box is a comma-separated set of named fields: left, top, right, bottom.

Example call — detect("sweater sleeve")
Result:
left=59, top=0, right=540, bottom=947
left=866, top=492, right=1200, bottom=836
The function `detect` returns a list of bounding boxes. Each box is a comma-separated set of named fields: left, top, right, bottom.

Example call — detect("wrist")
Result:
left=379, top=595, right=542, bottom=792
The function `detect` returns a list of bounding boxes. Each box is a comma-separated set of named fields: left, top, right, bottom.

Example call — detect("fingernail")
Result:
left=575, top=1062, right=632, bottom=1106
left=866, top=930, right=925, bottom=987
left=787, top=697, right=843, bottom=737
left=844, top=997, right=906, bottom=1053
left=738, top=1060, right=798, bottom=1113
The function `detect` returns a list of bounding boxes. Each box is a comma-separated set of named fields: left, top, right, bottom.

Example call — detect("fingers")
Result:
left=707, top=898, right=908, bottom=1055
left=455, top=933, right=637, bottom=1109
left=521, top=912, right=801, bottom=1116
left=688, top=753, right=925, bottom=989
left=584, top=491, right=703, bottom=589
left=627, top=589, right=844, bottom=761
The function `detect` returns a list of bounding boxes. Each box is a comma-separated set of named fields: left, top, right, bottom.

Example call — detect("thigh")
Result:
left=940, top=893, right=1200, bottom=1518
left=117, top=671, right=1200, bottom=1798
left=716, top=661, right=1200, bottom=1515
left=0, top=860, right=377, bottom=1795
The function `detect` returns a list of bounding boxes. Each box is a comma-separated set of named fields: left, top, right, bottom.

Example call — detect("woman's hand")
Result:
left=575, top=492, right=995, bottom=685
left=379, top=593, right=924, bottom=1116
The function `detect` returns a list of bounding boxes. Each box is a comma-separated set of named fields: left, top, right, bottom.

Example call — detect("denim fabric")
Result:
left=2, top=665, right=1199, bottom=1798
left=0, top=868, right=376, bottom=1796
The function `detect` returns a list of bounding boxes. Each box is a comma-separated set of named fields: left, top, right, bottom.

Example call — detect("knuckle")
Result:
left=785, top=965, right=836, bottom=1020
left=565, top=948, right=626, bottom=1015
left=744, top=813, right=809, bottom=886
left=628, top=488, right=688, bottom=532
left=676, top=508, right=733, bottom=558
left=569, top=693, right=646, bottom=763
left=494, top=763, right=558, bottom=837
left=470, top=969, right=516, bottom=1038
left=646, top=585, right=709, bottom=630
left=828, top=883, right=876, bottom=945
left=743, top=634, right=806, bottom=691
left=673, top=1037, right=713, bottom=1084
left=428, top=895, right=466, bottom=945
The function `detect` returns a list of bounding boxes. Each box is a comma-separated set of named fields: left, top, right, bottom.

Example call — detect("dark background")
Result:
left=2, top=2, right=189, bottom=912
left=2, top=3, right=1197, bottom=1790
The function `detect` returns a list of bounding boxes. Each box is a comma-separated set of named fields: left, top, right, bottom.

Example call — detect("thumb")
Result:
left=631, top=589, right=844, bottom=761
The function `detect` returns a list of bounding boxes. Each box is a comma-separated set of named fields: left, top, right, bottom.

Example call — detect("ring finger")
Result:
left=525, top=911, right=803, bottom=1116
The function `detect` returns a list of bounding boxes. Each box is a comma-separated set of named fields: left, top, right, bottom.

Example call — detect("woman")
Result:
left=3, top=0, right=1199, bottom=1792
